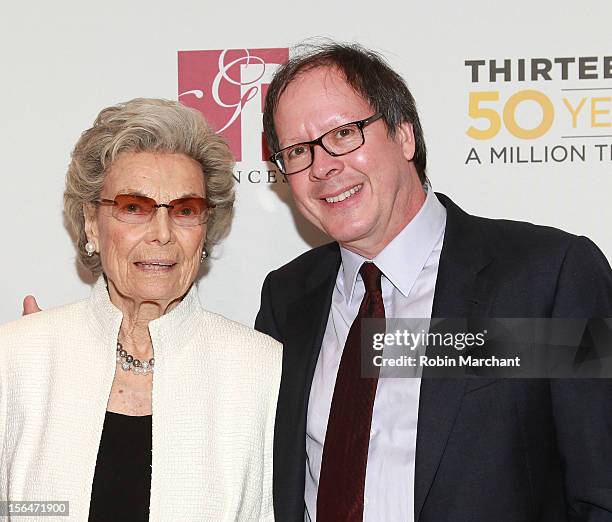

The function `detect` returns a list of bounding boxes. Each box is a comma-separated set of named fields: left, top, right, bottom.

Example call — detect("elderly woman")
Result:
left=0, top=98, right=281, bottom=521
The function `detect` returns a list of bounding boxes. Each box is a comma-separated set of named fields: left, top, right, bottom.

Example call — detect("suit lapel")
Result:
left=275, top=245, right=340, bottom=522
left=414, top=194, right=494, bottom=521
left=286, top=266, right=339, bottom=406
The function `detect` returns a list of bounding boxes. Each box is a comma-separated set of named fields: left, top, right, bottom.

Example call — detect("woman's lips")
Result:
left=134, top=261, right=177, bottom=270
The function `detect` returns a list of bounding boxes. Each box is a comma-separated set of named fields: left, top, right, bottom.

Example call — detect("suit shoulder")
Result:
left=470, top=213, right=582, bottom=259
left=0, top=300, right=89, bottom=372
left=440, top=192, right=582, bottom=258
left=0, top=299, right=88, bottom=346
left=463, top=211, right=611, bottom=292
left=266, top=242, right=339, bottom=281
left=197, top=309, right=282, bottom=357
left=194, top=310, right=282, bottom=389
left=484, top=215, right=574, bottom=242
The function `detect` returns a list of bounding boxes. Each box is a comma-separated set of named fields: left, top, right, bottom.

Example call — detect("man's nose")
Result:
left=309, top=144, right=343, bottom=181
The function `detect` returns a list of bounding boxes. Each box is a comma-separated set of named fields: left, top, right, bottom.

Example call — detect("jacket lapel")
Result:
left=286, top=243, right=341, bottom=412
left=414, top=194, right=494, bottom=521
left=275, top=244, right=340, bottom=522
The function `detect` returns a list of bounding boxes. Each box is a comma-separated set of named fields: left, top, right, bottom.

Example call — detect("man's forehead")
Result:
left=275, top=65, right=375, bottom=143
left=283, top=65, right=363, bottom=102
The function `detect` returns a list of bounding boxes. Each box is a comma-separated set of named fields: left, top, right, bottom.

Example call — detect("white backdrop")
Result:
left=1, top=0, right=610, bottom=326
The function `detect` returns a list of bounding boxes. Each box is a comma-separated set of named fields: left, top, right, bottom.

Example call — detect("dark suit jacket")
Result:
left=255, top=193, right=612, bottom=522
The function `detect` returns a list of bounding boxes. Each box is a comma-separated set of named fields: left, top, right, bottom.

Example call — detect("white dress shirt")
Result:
left=305, top=188, right=447, bottom=522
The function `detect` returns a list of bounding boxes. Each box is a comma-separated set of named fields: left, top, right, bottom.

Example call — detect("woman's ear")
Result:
left=83, top=203, right=100, bottom=251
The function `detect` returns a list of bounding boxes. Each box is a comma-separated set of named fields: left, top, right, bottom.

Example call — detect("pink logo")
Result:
left=178, top=48, right=289, bottom=161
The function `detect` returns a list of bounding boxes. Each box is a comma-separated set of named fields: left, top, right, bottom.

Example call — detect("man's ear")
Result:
left=83, top=203, right=100, bottom=251
left=396, top=121, right=416, bottom=162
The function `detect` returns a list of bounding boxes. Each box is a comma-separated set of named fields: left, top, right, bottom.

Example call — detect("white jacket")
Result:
left=0, top=278, right=282, bottom=521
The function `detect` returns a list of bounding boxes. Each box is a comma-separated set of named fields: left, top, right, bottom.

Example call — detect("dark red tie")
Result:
left=317, top=262, right=385, bottom=521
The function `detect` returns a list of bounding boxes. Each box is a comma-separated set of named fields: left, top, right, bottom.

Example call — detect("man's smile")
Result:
left=320, top=183, right=363, bottom=204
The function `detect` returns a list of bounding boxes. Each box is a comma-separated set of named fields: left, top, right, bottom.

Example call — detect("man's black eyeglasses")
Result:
left=269, top=113, right=383, bottom=175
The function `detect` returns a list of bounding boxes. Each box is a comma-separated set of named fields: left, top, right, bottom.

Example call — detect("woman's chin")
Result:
left=130, top=282, right=186, bottom=304
left=108, top=276, right=191, bottom=309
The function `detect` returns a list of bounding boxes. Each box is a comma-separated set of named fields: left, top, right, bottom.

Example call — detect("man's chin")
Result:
left=324, top=226, right=372, bottom=249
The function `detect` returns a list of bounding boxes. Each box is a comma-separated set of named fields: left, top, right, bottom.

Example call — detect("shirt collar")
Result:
left=339, top=187, right=447, bottom=306
left=87, top=275, right=201, bottom=351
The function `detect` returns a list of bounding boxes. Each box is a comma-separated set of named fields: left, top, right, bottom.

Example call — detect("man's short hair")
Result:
left=263, top=41, right=428, bottom=184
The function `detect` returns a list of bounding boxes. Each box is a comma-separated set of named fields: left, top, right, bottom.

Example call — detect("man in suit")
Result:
left=255, top=42, right=612, bottom=521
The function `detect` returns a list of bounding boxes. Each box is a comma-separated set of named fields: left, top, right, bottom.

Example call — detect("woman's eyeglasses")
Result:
left=94, top=194, right=215, bottom=227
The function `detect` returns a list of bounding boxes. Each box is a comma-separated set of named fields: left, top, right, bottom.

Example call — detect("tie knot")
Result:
left=359, top=262, right=382, bottom=293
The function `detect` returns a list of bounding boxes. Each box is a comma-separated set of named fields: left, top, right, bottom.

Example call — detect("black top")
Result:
left=89, top=411, right=152, bottom=522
